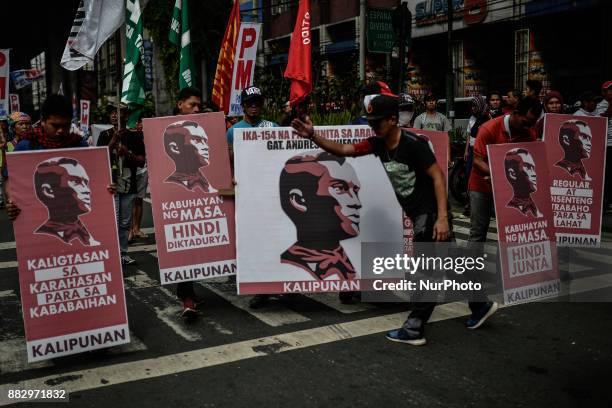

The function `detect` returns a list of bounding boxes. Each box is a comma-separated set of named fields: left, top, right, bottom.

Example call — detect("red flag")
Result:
left=212, top=0, right=241, bottom=113
left=284, top=0, right=312, bottom=107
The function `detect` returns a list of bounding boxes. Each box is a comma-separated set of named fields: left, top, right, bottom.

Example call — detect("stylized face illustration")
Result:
left=164, top=121, right=210, bottom=169
left=318, top=160, right=362, bottom=236
left=505, top=149, right=537, bottom=195
left=280, top=152, right=362, bottom=242
left=559, top=120, right=592, bottom=160
left=35, top=158, right=92, bottom=216
left=518, top=152, right=537, bottom=192
left=188, top=125, right=210, bottom=166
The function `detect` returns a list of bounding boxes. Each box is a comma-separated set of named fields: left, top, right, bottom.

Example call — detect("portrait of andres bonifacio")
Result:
left=555, top=120, right=593, bottom=181
left=279, top=151, right=362, bottom=281
left=504, top=148, right=542, bottom=218
left=34, top=157, right=100, bottom=246
left=163, top=120, right=218, bottom=193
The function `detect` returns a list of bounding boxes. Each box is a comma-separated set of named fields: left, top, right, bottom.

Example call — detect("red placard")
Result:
left=143, top=112, right=236, bottom=285
left=7, top=147, right=129, bottom=362
left=543, top=113, right=608, bottom=247
left=488, top=142, right=560, bottom=304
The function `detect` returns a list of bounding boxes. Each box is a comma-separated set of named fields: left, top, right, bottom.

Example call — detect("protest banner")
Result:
left=234, top=125, right=404, bottom=294
left=7, top=147, right=129, bottom=362
left=9, top=68, right=44, bottom=90
left=228, top=23, right=261, bottom=116
left=542, top=113, right=608, bottom=247
left=9, top=93, right=19, bottom=113
left=143, top=112, right=236, bottom=285
left=80, top=100, right=91, bottom=134
left=403, top=128, right=449, bottom=248
left=488, top=142, right=559, bottom=305
left=0, top=49, right=9, bottom=118
left=91, top=124, right=113, bottom=147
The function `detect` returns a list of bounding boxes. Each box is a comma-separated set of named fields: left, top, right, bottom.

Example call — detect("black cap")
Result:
left=365, top=95, right=399, bottom=120
left=241, top=86, right=264, bottom=104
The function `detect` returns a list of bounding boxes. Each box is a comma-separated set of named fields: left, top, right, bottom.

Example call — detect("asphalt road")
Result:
left=1, top=202, right=612, bottom=408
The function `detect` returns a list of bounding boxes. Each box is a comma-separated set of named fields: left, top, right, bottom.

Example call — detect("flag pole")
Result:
left=115, top=30, right=122, bottom=130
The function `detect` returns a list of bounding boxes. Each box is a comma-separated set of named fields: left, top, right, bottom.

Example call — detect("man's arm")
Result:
left=473, top=154, right=490, bottom=176
left=424, top=162, right=450, bottom=241
left=292, top=118, right=356, bottom=157
left=443, top=115, right=452, bottom=131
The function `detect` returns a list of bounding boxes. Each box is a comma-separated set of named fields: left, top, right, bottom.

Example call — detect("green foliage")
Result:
left=143, top=0, right=232, bottom=99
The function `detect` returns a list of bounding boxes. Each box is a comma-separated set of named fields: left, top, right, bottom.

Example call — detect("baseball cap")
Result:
left=602, top=81, right=612, bottom=90
left=365, top=95, right=399, bottom=121
left=398, top=93, right=415, bottom=110
left=241, top=86, right=264, bottom=104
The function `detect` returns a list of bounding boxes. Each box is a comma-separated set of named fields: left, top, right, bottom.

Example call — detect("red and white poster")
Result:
left=228, top=23, right=261, bottom=117
left=234, top=125, right=403, bottom=294
left=6, top=147, right=129, bottom=362
left=403, top=128, right=449, bottom=248
left=542, top=114, right=608, bottom=247
left=0, top=49, right=10, bottom=118
left=143, top=112, right=236, bottom=285
left=488, top=142, right=560, bottom=305
left=9, top=93, right=20, bottom=113
left=80, top=99, right=91, bottom=134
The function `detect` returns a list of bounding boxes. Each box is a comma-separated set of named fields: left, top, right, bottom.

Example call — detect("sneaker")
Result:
left=466, top=301, right=498, bottom=330
left=385, top=328, right=427, bottom=346
left=181, top=298, right=197, bottom=318
left=249, top=294, right=270, bottom=309
left=121, top=255, right=137, bottom=266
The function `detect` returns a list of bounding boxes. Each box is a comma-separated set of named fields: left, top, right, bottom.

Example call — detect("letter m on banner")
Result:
left=228, top=23, right=261, bottom=117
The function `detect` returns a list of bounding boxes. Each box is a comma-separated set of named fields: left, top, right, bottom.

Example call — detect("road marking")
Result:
left=452, top=224, right=498, bottom=241
left=0, top=290, right=16, bottom=299
left=125, top=270, right=202, bottom=342
left=0, top=301, right=475, bottom=402
left=306, top=293, right=376, bottom=314
left=200, top=281, right=311, bottom=327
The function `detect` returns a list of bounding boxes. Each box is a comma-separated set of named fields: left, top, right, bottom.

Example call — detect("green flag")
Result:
left=122, top=0, right=146, bottom=128
left=168, top=0, right=196, bottom=89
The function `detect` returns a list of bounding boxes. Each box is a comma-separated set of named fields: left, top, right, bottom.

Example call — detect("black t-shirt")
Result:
left=367, top=130, right=437, bottom=218
left=97, top=128, right=145, bottom=193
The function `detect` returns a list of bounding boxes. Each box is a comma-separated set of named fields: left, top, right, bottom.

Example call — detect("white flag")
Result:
left=61, top=0, right=125, bottom=71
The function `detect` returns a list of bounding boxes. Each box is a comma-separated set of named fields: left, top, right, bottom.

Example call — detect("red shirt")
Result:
left=468, top=115, right=536, bottom=193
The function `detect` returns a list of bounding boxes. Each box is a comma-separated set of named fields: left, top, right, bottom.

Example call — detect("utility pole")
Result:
left=446, top=0, right=455, bottom=128
left=397, top=1, right=409, bottom=94
left=359, top=0, right=366, bottom=81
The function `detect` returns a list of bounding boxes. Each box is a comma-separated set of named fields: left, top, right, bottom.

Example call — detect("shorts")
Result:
left=135, top=170, right=148, bottom=199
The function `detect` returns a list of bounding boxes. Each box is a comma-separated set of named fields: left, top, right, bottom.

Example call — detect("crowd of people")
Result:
left=0, top=77, right=610, bottom=346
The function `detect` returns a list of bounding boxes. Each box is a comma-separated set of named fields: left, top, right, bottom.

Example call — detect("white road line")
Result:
left=0, top=301, right=476, bottom=402
left=306, top=293, right=376, bottom=314
left=125, top=270, right=202, bottom=342
left=574, top=249, right=612, bottom=266
left=0, top=261, right=17, bottom=269
left=200, top=282, right=311, bottom=327
left=0, top=290, right=16, bottom=299
left=452, top=224, right=498, bottom=241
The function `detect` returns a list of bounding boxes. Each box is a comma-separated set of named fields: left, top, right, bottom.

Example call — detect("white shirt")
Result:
left=595, top=99, right=612, bottom=146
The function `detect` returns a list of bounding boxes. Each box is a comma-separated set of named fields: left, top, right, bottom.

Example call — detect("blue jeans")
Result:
left=115, top=193, right=136, bottom=253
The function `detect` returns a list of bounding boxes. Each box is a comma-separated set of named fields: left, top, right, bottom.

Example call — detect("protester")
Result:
left=463, top=95, right=490, bottom=216
left=596, top=81, right=612, bottom=210
left=574, top=91, right=599, bottom=117
left=503, top=89, right=522, bottom=114
left=98, top=109, right=145, bottom=267
left=293, top=95, right=497, bottom=345
left=524, top=80, right=543, bottom=100
left=4, top=95, right=102, bottom=221
left=535, top=91, right=564, bottom=138
left=171, top=87, right=207, bottom=317
left=131, top=118, right=148, bottom=241
left=0, top=128, right=6, bottom=208
left=468, top=97, right=543, bottom=243
left=226, top=86, right=278, bottom=156
left=279, top=101, right=293, bottom=126
left=488, top=91, right=504, bottom=118
left=413, top=93, right=451, bottom=132
left=227, top=86, right=278, bottom=309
